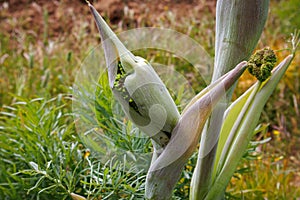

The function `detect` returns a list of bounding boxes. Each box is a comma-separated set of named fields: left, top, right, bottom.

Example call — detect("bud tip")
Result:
left=85, top=0, right=91, bottom=6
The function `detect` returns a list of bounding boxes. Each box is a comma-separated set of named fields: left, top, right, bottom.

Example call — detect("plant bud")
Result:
left=88, top=3, right=180, bottom=148
left=247, top=47, right=277, bottom=82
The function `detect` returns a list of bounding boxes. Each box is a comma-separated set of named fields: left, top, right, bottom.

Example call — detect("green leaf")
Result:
left=206, top=55, right=294, bottom=200
left=212, top=82, right=254, bottom=179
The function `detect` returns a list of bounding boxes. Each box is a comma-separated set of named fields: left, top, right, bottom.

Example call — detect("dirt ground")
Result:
left=0, top=0, right=216, bottom=40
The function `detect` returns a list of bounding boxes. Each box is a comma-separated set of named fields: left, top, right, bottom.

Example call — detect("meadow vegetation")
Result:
left=0, top=0, right=299, bottom=199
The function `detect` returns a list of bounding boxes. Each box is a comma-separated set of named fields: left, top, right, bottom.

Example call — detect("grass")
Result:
left=0, top=95, right=147, bottom=199
left=0, top=95, right=82, bottom=199
left=0, top=0, right=299, bottom=199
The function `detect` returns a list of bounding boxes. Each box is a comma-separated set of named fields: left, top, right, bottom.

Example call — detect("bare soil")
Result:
left=0, top=0, right=216, bottom=41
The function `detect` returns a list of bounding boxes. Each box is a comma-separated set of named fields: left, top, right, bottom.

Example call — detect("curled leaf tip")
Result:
left=85, top=0, right=91, bottom=5
left=247, top=47, right=277, bottom=82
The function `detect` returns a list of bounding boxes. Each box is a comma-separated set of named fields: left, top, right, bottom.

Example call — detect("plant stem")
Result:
left=190, top=1, right=269, bottom=199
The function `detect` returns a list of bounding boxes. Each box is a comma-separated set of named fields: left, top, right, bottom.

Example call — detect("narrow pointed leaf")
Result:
left=213, top=82, right=258, bottom=179
left=182, top=62, right=247, bottom=115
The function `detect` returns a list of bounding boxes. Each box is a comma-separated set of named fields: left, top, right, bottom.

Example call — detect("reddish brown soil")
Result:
left=0, top=0, right=216, bottom=40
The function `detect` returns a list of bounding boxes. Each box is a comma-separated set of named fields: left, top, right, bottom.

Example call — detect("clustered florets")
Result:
left=247, top=47, right=277, bottom=82
left=113, top=61, right=139, bottom=112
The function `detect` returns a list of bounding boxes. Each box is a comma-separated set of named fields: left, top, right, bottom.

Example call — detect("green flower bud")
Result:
left=88, top=3, right=180, bottom=148
left=247, top=47, right=277, bottom=82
